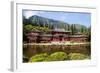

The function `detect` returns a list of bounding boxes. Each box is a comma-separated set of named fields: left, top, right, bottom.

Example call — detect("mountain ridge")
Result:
left=23, top=15, right=88, bottom=32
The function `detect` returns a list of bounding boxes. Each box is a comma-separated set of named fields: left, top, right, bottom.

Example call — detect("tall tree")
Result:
left=87, top=26, right=91, bottom=42
left=71, top=24, right=74, bottom=35
left=81, top=26, right=84, bottom=33
left=74, top=24, right=77, bottom=33
left=67, top=24, right=70, bottom=31
left=71, top=24, right=77, bottom=35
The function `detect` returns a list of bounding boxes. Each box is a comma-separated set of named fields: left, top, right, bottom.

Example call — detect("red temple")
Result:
left=26, top=28, right=87, bottom=43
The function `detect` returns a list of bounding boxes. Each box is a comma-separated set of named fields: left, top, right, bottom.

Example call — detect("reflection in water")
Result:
left=23, top=44, right=91, bottom=59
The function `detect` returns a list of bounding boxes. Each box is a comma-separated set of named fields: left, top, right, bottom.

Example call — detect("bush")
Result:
left=24, top=25, right=33, bottom=31
left=68, top=53, right=88, bottom=60
left=29, top=53, right=48, bottom=62
left=46, top=52, right=68, bottom=61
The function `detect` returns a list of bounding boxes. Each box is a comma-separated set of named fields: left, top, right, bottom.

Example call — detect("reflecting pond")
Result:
left=23, top=43, right=91, bottom=60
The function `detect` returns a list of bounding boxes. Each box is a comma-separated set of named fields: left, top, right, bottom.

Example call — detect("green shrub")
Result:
left=46, top=52, right=68, bottom=61
left=24, top=25, right=33, bottom=31
left=84, top=55, right=91, bottom=59
left=29, top=53, right=48, bottom=62
left=68, top=53, right=88, bottom=60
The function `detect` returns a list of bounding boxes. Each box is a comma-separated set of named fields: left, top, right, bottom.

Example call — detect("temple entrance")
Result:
left=59, top=35, right=63, bottom=41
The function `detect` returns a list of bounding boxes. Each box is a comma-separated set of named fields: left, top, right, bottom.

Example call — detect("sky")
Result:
left=23, top=10, right=91, bottom=27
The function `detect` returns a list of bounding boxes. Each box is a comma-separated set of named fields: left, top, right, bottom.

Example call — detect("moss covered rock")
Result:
left=46, top=52, right=68, bottom=61
left=68, top=53, right=88, bottom=60
left=29, top=53, right=48, bottom=62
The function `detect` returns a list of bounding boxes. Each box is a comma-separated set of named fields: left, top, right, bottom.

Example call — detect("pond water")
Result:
left=23, top=43, right=91, bottom=59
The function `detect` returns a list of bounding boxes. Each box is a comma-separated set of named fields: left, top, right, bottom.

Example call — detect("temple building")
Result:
left=26, top=28, right=87, bottom=43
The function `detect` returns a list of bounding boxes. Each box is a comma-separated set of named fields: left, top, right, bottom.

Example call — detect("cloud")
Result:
left=23, top=11, right=39, bottom=19
left=60, top=16, right=67, bottom=22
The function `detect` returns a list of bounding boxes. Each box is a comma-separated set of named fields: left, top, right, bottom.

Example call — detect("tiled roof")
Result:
left=30, top=30, right=42, bottom=33
left=40, top=34, right=52, bottom=37
left=50, top=30, right=71, bottom=33
left=69, top=35, right=87, bottom=37
left=46, top=28, right=71, bottom=33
